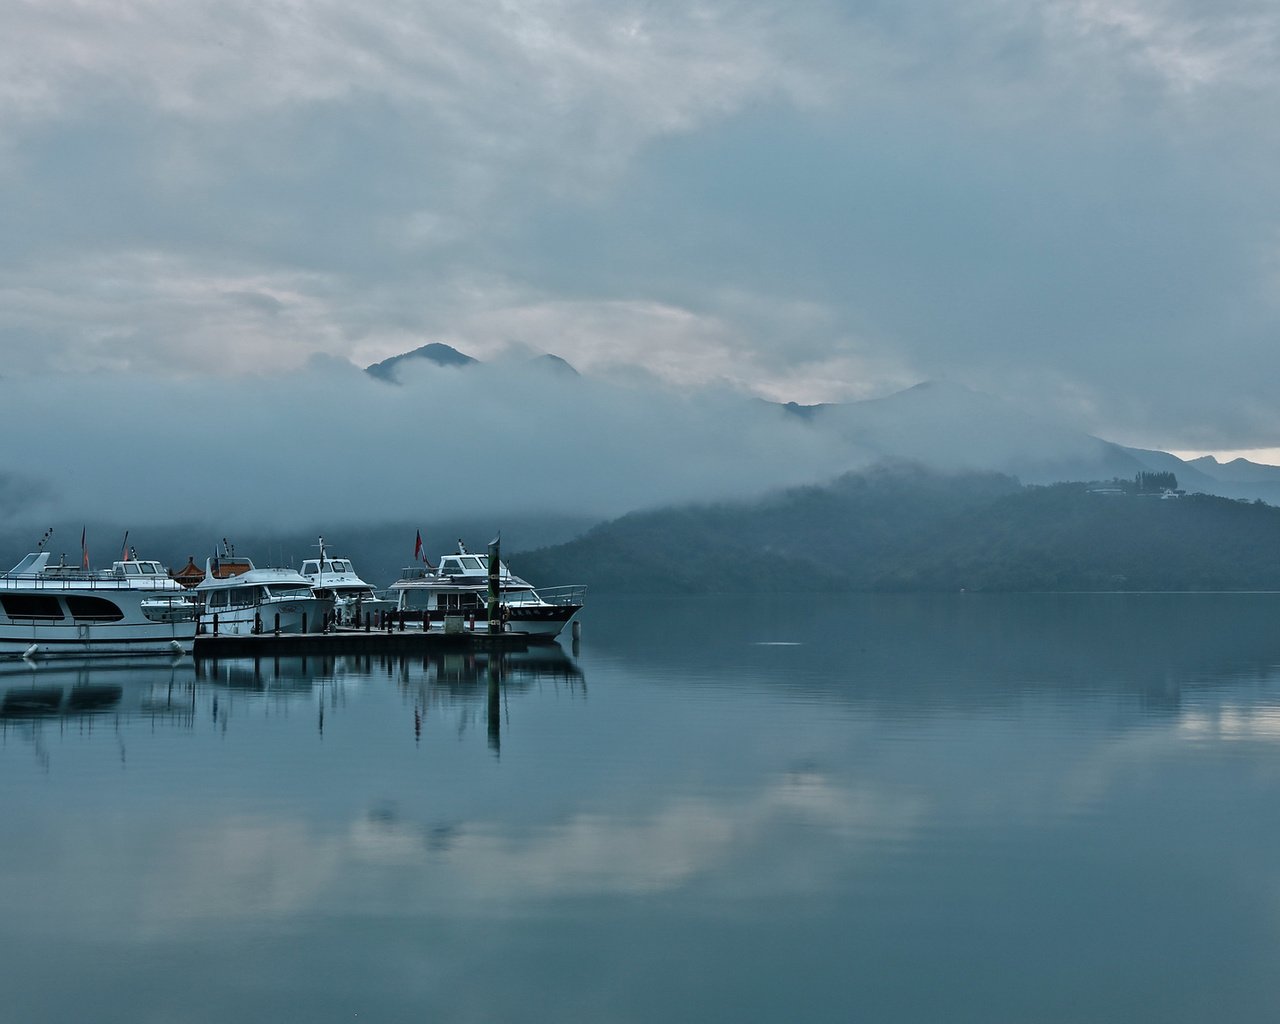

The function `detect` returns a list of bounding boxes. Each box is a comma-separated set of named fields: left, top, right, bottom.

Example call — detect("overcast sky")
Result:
left=3, top=0, right=1280, bottom=453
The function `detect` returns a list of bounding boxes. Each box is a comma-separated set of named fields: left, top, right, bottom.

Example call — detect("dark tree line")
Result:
left=1135, top=471, right=1179, bottom=494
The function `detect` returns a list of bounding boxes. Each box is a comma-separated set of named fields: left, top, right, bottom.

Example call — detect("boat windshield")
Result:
left=442, top=556, right=489, bottom=574
left=266, top=585, right=312, bottom=600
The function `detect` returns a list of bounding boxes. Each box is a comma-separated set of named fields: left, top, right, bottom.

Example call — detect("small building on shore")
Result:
left=171, top=557, right=205, bottom=589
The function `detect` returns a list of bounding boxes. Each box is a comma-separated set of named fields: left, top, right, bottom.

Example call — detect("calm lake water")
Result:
left=3, top=593, right=1280, bottom=1022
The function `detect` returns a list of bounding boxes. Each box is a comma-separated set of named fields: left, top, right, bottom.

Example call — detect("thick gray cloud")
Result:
left=3, top=0, right=1280, bottom=449
left=0, top=360, right=857, bottom=526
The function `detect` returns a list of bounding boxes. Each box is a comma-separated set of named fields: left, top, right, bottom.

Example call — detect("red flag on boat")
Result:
left=81, top=526, right=89, bottom=569
left=414, top=529, right=423, bottom=562
left=121, top=530, right=129, bottom=561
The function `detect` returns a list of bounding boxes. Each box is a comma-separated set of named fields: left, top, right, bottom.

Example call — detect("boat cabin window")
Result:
left=208, top=591, right=228, bottom=609
left=400, top=589, right=430, bottom=611
left=462, top=556, right=485, bottom=571
left=438, top=592, right=482, bottom=611
left=0, top=594, right=64, bottom=620
left=442, top=559, right=464, bottom=575
left=65, top=595, right=125, bottom=622
left=125, top=563, right=142, bottom=576
left=268, top=585, right=311, bottom=600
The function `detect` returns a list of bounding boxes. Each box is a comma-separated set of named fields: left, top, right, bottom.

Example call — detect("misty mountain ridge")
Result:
left=786, top=379, right=1280, bottom=504
left=351, top=342, right=1280, bottom=508
left=1185, top=455, right=1280, bottom=486
left=794, top=380, right=1145, bottom=485
left=364, top=342, right=579, bottom=383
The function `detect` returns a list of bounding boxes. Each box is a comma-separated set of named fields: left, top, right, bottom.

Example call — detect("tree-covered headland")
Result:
left=512, top=465, right=1280, bottom=593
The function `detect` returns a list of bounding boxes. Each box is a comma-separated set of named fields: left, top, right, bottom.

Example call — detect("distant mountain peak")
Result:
left=366, top=343, right=477, bottom=383
left=529, top=353, right=579, bottom=377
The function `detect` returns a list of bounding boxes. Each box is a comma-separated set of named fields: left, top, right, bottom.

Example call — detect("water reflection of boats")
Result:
left=0, top=645, right=584, bottom=756
left=194, top=645, right=586, bottom=752
left=391, top=646, right=586, bottom=754
left=0, top=657, right=197, bottom=721
left=194, top=646, right=585, bottom=695
left=196, top=655, right=329, bottom=693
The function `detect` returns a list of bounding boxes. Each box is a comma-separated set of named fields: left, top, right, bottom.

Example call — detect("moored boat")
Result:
left=299, top=546, right=395, bottom=627
left=197, top=549, right=334, bottom=636
left=0, top=552, right=198, bottom=659
left=387, top=541, right=584, bottom=639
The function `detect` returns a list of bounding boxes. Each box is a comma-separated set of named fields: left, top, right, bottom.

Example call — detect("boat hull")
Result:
left=379, top=603, right=582, bottom=640
left=0, top=620, right=196, bottom=659
left=507, top=604, right=582, bottom=638
left=0, top=579, right=199, bottom=659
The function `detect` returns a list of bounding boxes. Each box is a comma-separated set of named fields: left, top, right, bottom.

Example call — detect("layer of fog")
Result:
left=0, top=359, right=870, bottom=531
left=9, top=358, right=1236, bottom=550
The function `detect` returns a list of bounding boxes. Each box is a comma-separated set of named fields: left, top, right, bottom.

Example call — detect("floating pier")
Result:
left=193, top=628, right=533, bottom=659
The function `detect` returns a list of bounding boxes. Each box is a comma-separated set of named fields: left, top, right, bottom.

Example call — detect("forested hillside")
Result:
left=511, top=465, right=1280, bottom=593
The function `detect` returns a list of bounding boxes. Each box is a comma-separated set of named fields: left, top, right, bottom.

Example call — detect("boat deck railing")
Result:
left=511, top=584, right=586, bottom=607
left=0, top=570, right=188, bottom=593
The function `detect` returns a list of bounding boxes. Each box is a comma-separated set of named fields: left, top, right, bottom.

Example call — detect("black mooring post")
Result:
left=487, top=535, right=501, bottom=634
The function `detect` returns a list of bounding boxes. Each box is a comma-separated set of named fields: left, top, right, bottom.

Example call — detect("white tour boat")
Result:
left=197, top=550, right=334, bottom=636
left=299, top=546, right=395, bottom=627
left=387, top=542, right=584, bottom=639
left=0, top=551, right=198, bottom=659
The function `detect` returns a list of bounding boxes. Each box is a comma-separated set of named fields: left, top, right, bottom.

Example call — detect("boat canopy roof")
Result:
left=5, top=552, right=52, bottom=577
